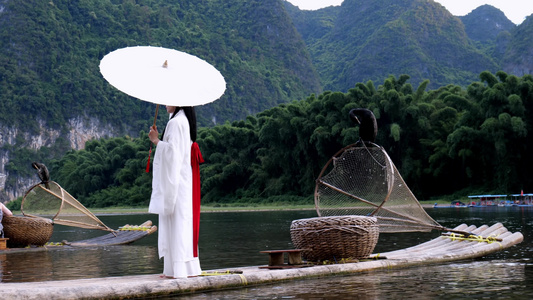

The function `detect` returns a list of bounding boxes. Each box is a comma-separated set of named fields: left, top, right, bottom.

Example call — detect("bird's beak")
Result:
left=354, top=116, right=361, bottom=125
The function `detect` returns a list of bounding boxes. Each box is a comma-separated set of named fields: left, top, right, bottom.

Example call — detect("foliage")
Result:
left=0, top=0, right=321, bottom=133
left=285, top=0, right=523, bottom=92
left=5, top=197, right=22, bottom=211
left=3, top=0, right=533, bottom=205
left=49, top=135, right=153, bottom=207
left=48, top=71, right=533, bottom=207
left=459, top=5, right=515, bottom=44
left=0, top=0, right=322, bottom=201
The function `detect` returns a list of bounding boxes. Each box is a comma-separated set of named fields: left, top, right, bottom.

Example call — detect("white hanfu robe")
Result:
left=149, top=110, right=201, bottom=278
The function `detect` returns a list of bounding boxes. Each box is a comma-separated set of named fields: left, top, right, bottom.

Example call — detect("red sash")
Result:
left=191, top=142, right=204, bottom=257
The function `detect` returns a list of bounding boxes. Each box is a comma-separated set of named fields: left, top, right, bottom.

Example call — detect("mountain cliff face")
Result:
left=502, top=16, right=533, bottom=76
left=459, top=4, right=516, bottom=62
left=0, top=116, right=119, bottom=199
left=459, top=5, right=515, bottom=44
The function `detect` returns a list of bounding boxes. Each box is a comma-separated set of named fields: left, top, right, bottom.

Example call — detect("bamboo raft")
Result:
left=69, top=221, right=157, bottom=247
left=0, top=222, right=523, bottom=300
left=0, top=221, right=157, bottom=254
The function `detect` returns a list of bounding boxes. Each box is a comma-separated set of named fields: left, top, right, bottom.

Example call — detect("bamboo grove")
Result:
left=16, top=71, right=532, bottom=208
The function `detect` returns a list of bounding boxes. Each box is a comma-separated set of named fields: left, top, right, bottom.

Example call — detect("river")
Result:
left=1, top=207, right=532, bottom=299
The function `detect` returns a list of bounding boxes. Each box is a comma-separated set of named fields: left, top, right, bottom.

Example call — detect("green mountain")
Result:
left=459, top=4, right=516, bottom=62
left=459, top=5, right=515, bottom=44
left=286, top=0, right=500, bottom=91
left=0, top=0, right=321, bottom=200
left=502, top=16, right=533, bottom=76
left=0, top=0, right=321, bottom=133
left=2, top=0, right=533, bottom=202
left=283, top=2, right=339, bottom=41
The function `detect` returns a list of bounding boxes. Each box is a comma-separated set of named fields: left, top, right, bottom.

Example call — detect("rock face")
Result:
left=0, top=116, right=120, bottom=201
left=459, top=4, right=515, bottom=44
left=501, top=17, right=533, bottom=77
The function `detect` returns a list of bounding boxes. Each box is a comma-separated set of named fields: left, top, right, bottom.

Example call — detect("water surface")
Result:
left=1, top=207, right=531, bottom=299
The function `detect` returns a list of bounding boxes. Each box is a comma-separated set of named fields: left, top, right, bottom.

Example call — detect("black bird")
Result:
left=32, top=162, right=50, bottom=189
left=349, top=108, right=377, bottom=144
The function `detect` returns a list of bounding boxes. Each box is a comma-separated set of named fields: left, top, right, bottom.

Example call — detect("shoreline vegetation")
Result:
left=8, top=200, right=444, bottom=215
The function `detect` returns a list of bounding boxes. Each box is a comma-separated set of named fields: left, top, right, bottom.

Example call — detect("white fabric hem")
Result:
left=163, top=257, right=202, bottom=278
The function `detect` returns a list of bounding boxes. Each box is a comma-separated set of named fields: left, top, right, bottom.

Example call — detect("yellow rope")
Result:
left=239, top=274, right=248, bottom=285
left=200, top=270, right=230, bottom=276
left=200, top=270, right=243, bottom=276
left=45, top=242, right=64, bottom=246
left=118, top=225, right=151, bottom=231
left=442, top=233, right=503, bottom=248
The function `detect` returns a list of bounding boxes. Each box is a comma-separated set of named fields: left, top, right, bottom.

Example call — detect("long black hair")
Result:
left=160, top=106, right=197, bottom=142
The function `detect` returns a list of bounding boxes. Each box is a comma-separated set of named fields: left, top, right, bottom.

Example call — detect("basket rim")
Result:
left=2, top=214, right=54, bottom=223
left=291, top=215, right=377, bottom=223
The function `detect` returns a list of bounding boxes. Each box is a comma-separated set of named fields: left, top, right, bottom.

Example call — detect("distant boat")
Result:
left=468, top=194, right=533, bottom=207
left=509, top=193, right=533, bottom=207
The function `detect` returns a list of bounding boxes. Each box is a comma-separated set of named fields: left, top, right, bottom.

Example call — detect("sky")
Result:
left=285, top=0, right=533, bottom=25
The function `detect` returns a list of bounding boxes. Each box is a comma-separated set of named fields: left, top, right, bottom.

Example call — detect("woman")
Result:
left=1, top=202, right=13, bottom=238
left=148, top=105, right=202, bottom=278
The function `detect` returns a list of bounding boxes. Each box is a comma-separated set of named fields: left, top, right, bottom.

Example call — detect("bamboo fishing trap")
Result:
left=313, top=140, right=459, bottom=233
left=1, top=163, right=156, bottom=249
left=1, top=181, right=115, bottom=247
left=291, top=138, right=479, bottom=262
left=21, top=181, right=114, bottom=232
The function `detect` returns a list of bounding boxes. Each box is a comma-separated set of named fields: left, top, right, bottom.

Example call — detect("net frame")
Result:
left=21, top=181, right=114, bottom=232
left=315, top=141, right=452, bottom=233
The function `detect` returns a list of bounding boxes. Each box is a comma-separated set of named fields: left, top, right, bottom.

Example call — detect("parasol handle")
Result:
left=146, top=104, right=160, bottom=173
left=152, top=104, right=159, bottom=127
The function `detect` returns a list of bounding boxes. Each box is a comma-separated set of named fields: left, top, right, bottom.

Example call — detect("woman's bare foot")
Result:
left=159, top=274, right=174, bottom=279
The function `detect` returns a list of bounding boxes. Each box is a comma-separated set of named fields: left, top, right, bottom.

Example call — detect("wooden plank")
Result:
left=287, top=252, right=303, bottom=265
left=260, top=249, right=305, bottom=253
left=260, top=249, right=305, bottom=266
left=268, top=252, right=284, bottom=266
left=0, top=238, right=8, bottom=250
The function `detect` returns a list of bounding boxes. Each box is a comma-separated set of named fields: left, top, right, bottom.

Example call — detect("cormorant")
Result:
left=32, top=162, right=50, bottom=189
left=349, top=108, right=377, bottom=144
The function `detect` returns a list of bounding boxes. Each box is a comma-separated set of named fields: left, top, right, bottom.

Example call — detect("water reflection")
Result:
left=1, top=245, right=161, bottom=282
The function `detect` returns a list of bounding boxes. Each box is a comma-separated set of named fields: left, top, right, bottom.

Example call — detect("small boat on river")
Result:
left=468, top=194, right=533, bottom=207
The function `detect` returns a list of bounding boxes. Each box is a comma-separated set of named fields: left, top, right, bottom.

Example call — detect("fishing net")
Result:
left=315, top=141, right=445, bottom=233
left=21, top=181, right=114, bottom=232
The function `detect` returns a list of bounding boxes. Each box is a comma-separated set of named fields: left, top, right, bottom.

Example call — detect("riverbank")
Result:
left=6, top=201, right=441, bottom=216
left=35, top=201, right=439, bottom=215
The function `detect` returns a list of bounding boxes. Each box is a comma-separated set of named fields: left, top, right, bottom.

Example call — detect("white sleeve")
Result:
left=148, top=116, right=189, bottom=215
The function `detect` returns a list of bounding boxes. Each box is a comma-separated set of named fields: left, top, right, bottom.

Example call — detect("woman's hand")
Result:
left=149, top=125, right=159, bottom=145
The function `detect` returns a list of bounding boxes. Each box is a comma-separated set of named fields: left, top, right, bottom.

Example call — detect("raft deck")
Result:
left=1, top=223, right=523, bottom=300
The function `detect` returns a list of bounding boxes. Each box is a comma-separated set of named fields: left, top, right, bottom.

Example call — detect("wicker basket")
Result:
left=1, top=215, right=54, bottom=248
left=290, top=215, right=379, bottom=262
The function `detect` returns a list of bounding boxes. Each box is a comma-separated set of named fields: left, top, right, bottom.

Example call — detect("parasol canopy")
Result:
left=99, top=46, right=226, bottom=106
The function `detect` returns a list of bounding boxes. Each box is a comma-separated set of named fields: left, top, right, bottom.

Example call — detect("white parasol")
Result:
left=99, top=46, right=226, bottom=107
left=99, top=46, right=226, bottom=172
